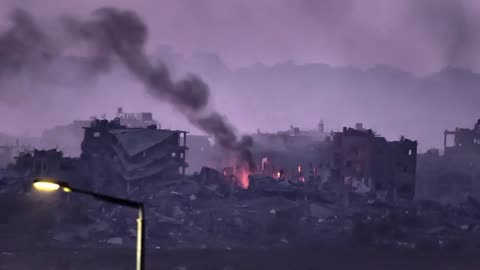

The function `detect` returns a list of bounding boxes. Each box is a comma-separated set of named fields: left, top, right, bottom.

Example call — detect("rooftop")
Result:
left=110, top=129, right=180, bottom=157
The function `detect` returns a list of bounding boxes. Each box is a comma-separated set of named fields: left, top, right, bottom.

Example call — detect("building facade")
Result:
left=444, top=119, right=480, bottom=156
left=333, top=127, right=417, bottom=201
left=81, top=119, right=188, bottom=182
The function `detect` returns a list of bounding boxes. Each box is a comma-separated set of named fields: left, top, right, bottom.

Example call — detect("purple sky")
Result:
left=0, top=0, right=479, bottom=151
left=2, top=0, right=480, bottom=73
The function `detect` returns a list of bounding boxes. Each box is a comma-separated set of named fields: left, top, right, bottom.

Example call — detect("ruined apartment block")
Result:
left=333, top=124, right=417, bottom=201
left=81, top=118, right=188, bottom=183
left=418, top=119, right=480, bottom=200
left=444, top=119, right=480, bottom=156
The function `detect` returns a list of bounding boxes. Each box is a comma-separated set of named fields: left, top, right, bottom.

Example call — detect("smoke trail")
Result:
left=63, top=7, right=255, bottom=169
left=0, top=9, right=53, bottom=80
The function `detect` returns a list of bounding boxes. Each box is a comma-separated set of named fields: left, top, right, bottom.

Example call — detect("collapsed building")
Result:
left=332, top=124, right=417, bottom=201
left=81, top=118, right=188, bottom=187
left=12, top=120, right=480, bottom=252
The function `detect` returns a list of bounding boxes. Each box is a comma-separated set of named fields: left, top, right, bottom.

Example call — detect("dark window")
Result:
left=346, top=160, right=353, bottom=167
left=375, top=183, right=383, bottom=190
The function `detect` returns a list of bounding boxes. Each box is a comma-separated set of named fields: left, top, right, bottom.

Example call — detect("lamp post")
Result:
left=33, top=179, right=145, bottom=270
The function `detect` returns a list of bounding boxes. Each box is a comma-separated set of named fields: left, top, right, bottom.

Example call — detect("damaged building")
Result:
left=444, top=119, right=480, bottom=156
left=185, top=135, right=214, bottom=174
left=250, top=124, right=332, bottom=182
left=115, top=107, right=159, bottom=128
left=418, top=119, right=480, bottom=201
left=332, top=124, right=417, bottom=201
left=81, top=118, right=188, bottom=187
left=13, top=149, right=86, bottom=186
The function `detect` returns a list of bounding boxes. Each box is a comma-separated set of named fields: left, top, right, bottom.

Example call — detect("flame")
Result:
left=298, top=165, right=302, bottom=173
left=299, top=176, right=305, bottom=183
left=276, top=171, right=281, bottom=179
left=238, top=168, right=250, bottom=189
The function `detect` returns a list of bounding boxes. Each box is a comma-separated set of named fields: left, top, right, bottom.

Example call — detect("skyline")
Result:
left=0, top=1, right=478, bottom=152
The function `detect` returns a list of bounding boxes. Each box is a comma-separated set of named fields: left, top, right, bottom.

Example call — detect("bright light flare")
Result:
left=33, top=180, right=60, bottom=192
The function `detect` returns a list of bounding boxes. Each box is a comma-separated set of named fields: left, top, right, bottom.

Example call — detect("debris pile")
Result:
left=2, top=167, right=480, bottom=250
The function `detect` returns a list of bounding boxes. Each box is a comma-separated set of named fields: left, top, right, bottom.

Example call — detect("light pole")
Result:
left=33, top=179, right=145, bottom=270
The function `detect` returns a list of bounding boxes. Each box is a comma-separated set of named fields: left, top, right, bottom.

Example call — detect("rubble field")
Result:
left=3, top=169, right=480, bottom=253
left=1, top=246, right=480, bottom=270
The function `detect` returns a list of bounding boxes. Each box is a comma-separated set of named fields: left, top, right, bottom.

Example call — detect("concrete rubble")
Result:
left=2, top=166, right=480, bottom=251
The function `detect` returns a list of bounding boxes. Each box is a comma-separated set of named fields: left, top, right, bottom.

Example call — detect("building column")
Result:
left=444, top=130, right=447, bottom=151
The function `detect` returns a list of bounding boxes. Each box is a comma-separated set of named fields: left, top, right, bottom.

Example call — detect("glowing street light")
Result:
left=33, top=178, right=145, bottom=270
left=33, top=180, right=60, bottom=192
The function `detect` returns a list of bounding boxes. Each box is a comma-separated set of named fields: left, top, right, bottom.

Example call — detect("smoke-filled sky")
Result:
left=2, top=0, right=480, bottom=73
left=0, top=0, right=479, bottom=151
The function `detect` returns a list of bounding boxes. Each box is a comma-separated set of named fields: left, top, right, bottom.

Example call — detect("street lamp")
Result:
left=33, top=178, right=145, bottom=270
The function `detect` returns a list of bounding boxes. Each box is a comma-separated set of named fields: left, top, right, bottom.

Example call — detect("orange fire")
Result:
left=298, top=165, right=302, bottom=173
left=276, top=171, right=281, bottom=179
left=237, top=167, right=250, bottom=189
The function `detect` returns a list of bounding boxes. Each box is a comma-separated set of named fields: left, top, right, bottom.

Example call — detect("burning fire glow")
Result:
left=298, top=165, right=302, bottom=173
left=237, top=168, right=250, bottom=189
left=276, top=171, right=281, bottom=179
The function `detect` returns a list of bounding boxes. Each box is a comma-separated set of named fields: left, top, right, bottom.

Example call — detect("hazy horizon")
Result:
left=0, top=0, right=479, bottom=152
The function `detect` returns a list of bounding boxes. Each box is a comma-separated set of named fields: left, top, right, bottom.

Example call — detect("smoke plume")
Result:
left=62, top=7, right=255, bottom=169
left=0, top=7, right=255, bottom=169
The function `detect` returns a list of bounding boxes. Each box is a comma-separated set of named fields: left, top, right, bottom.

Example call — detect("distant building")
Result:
left=31, top=149, right=63, bottom=175
left=417, top=119, right=480, bottom=202
left=15, top=149, right=80, bottom=180
left=444, top=119, right=480, bottom=156
left=81, top=118, right=188, bottom=182
left=116, top=107, right=159, bottom=128
left=250, top=125, right=332, bottom=182
left=332, top=126, right=417, bottom=201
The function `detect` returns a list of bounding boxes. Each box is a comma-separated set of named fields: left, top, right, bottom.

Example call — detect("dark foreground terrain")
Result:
left=1, top=246, right=479, bottom=270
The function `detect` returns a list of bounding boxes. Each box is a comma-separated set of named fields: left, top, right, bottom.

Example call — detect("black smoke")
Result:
left=62, top=7, right=255, bottom=169
left=409, top=0, right=479, bottom=69
left=0, top=9, right=55, bottom=87
left=0, top=7, right=254, bottom=169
